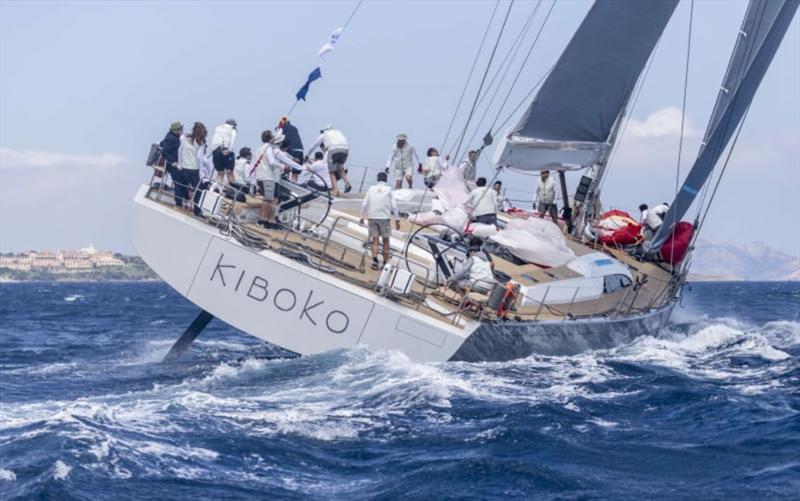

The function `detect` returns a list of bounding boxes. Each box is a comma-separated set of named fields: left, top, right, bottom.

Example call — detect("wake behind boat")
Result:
left=132, top=0, right=798, bottom=363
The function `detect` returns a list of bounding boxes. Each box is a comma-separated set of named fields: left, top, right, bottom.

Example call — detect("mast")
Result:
left=648, top=0, right=800, bottom=252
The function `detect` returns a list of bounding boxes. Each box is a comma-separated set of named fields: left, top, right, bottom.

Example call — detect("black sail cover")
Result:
left=495, top=0, right=678, bottom=171
left=649, top=0, right=799, bottom=251
left=517, top=0, right=678, bottom=143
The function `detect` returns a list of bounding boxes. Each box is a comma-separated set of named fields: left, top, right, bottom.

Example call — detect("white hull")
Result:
left=132, top=186, right=675, bottom=362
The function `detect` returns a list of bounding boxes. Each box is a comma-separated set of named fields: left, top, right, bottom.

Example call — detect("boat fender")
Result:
left=377, top=262, right=394, bottom=289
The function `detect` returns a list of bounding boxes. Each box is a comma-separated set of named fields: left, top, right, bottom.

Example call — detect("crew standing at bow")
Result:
left=210, top=119, right=238, bottom=185
left=535, top=170, right=558, bottom=224
left=277, top=117, right=304, bottom=182
left=386, top=133, right=421, bottom=189
left=307, top=125, right=352, bottom=197
left=252, top=130, right=302, bottom=229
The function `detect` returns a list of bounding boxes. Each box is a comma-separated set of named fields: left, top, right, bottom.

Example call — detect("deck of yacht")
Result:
left=147, top=184, right=676, bottom=328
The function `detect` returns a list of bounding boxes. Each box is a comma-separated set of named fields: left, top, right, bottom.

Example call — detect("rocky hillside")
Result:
left=689, top=239, right=800, bottom=281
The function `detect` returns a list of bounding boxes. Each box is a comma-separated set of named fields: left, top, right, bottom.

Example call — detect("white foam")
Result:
left=0, top=468, right=16, bottom=482
left=53, top=460, right=71, bottom=480
left=63, top=294, right=84, bottom=302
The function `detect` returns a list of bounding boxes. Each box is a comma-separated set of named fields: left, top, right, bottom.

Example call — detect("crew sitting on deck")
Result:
left=252, top=130, right=302, bottom=229
left=307, top=125, right=352, bottom=197
left=535, top=170, right=558, bottom=224
left=466, top=177, right=499, bottom=226
left=210, top=119, right=238, bottom=186
left=359, top=172, right=401, bottom=271
left=302, top=151, right=330, bottom=192
left=232, top=147, right=254, bottom=199
left=444, top=238, right=496, bottom=294
left=422, top=147, right=449, bottom=188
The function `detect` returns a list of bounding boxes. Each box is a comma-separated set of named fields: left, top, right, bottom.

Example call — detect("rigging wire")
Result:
left=451, top=0, right=515, bottom=162
left=669, top=0, right=694, bottom=263
left=462, top=0, right=554, bottom=155
left=343, top=0, right=364, bottom=29
left=489, top=0, right=556, bottom=133
left=440, top=1, right=501, bottom=152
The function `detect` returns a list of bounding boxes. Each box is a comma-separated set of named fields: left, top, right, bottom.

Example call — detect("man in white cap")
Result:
left=386, top=133, right=421, bottom=189
left=307, top=125, right=351, bottom=197
left=210, top=118, right=238, bottom=185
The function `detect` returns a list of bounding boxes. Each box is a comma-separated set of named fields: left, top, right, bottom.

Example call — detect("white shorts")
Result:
left=395, top=167, right=413, bottom=179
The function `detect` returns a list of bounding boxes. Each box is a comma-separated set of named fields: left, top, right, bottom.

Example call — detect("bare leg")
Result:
left=216, top=171, right=225, bottom=184
left=339, top=168, right=352, bottom=190
left=371, top=236, right=379, bottom=259
left=382, top=236, right=391, bottom=263
left=395, top=177, right=403, bottom=190
left=226, top=170, right=235, bottom=185
left=406, top=174, right=413, bottom=189
left=329, top=172, right=340, bottom=196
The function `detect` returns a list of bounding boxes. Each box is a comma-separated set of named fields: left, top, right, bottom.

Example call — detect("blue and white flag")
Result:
left=295, top=66, right=322, bottom=101
left=318, top=28, right=343, bottom=59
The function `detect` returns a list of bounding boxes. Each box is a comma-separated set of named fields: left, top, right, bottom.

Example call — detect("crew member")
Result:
left=359, top=171, right=401, bottom=270
left=466, top=177, right=499, bottom=225
left=458, top=150, right=478, bottom=184
left=210, top=119, right=238, bottom=185
left=535, top=170, right=558, bottom=224
left=307, top=125, right=351, bottom=196
left=303, top=151, right=330, bottom=191
left=232, top=147, right=254, bottom=198
left=422, top=147, right=449, bottom=188
left=445, top=239, right=496, bottom=294
left=277, top=116, right=304, bottom=181
left=386, top=133, right=421, bottom=189
left=252, top=130, right=302, bottom=229
left=160, top=121, right=183, bottom=207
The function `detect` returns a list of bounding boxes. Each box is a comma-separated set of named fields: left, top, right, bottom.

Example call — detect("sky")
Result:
left=1, top=0, right=798, bottom=256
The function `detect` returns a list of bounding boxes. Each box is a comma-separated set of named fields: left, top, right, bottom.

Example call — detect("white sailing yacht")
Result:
left=132, top=0, right=798, bottom=363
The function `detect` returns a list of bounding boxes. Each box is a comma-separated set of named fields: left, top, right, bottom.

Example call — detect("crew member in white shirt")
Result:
left=535, top=170, right=558, bottom=224
left=232, top=147, right=254, bottom=198
left=386, top=133, right=421, bottom=189
left=422, top=147, right=449, bottom=188
left=307, top=126, right=352, bottom=197
left=445, top=239, right=496, bottom=294
left=359, top=171, right=401, bottom=270
left=177, top=122, right=207, bottom=212
left=302, top=151, right=330, bottom=191
left=251, top=130, right=302, bottom=229
left=642, top=202, right=669, bottom=240
left=493, top=180, right=507, bottom=212
left=466, top=177, right=499, bottom=226
left=210, top=119, right=238, bottom=185
left=458, top=150, right=479, bottom=183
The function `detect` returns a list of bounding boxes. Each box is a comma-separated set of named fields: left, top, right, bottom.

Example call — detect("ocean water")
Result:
left=0, top=282, right=798, bottom=499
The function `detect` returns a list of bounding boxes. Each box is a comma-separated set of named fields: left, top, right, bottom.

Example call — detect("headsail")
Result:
left=649, top=0, right=800, bottom=251
left=493, top=0, right=678, bottom=171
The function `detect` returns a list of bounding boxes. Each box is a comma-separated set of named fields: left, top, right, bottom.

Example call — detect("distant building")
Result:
left=0, top=245, right=124, bottom=272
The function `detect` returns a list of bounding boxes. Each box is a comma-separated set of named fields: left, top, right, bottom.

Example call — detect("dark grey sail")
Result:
left=494, top=0, right=678, bottom=171
left=649, top=0, right=799, bottom=251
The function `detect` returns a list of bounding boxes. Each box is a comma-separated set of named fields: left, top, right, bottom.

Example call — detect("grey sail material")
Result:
left=516, top=0, right=678, bottom=143
left=649, top=0, right=799, bottom=251
left=494, top=0, right=678, bottom=171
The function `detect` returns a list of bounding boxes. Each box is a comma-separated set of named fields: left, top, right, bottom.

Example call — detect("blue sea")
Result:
left=1, top=281, right=798, bottom=499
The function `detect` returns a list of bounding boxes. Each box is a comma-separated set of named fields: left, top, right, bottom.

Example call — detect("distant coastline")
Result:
left=0, top=247, right=159, bottom=283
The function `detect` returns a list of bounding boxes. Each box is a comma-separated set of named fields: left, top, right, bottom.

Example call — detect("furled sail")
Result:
left=649, top=0, right=799, bottom=252
left=493, top=0, right=678, bottom=171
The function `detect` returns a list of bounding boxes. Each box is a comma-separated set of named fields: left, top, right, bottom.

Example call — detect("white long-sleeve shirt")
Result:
left=210, top=123, right=237, bottom=152
left=360, top=182, right=399, bottom=220
left=307, top=129, right=349, bottom=156
left=252, top=144, right=302, bottom=181
left=466, top=186, right=498, bottom=217
left=386, top=144, right=420, bottom=171
left=301, top=160, right=330, bottom=187
left=178, top=136, right=199, bottom=170
left=197, top=144, right=213, bottom=179
left=422, top=155, right=448, bottom=178
left=458, top=159, right=477, bottom=182
left=535, top=176, right=556, bottom=204
left=233, top=157, right=254, bottom=186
